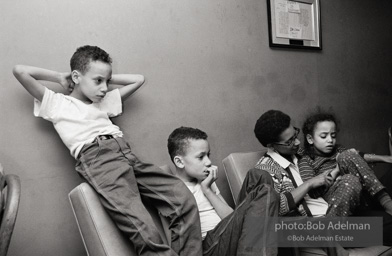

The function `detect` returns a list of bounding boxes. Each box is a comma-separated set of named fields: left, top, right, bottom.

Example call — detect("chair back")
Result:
left=0, top=174, right=21, bottom=256
left=222, top=151, right=265, bottom=205
left=69, top=183, right=135, bottom=256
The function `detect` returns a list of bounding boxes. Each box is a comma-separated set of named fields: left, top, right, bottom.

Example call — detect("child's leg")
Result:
left=75, top=137, right=179, bottom=256
left=324, top=174, right=362, bottom=217
left=202, top=184, right=279, bottom=256
left=238, top=168, right=274, bottom=203
left=114, top=138, right=202, bottom=256
left=337, top=150, right=392, bottom=215
left=337, top=150, right=384, bottom=196
left=132, top=164, right=202, bottom=256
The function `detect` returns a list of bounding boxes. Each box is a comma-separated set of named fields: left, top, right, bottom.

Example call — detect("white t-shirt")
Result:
left=34, top=88, right=124, bottom=159
left=185, top=182, right=222, bottom=239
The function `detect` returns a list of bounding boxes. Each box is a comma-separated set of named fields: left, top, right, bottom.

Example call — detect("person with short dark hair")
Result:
left=13, top=45, right=202, bottom=256
left=240, top=110, right=358, bottom=255
left=168, top=126, right=279, bottom=256
left=242, top=110, right=352, bottom=217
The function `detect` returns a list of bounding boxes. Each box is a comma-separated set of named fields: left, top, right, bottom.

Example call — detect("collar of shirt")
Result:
left=267, top=147, right=298, bottom=169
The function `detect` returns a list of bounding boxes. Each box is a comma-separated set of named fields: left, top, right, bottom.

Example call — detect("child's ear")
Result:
left=71, top=70, right=80, bottom=85
left=173, top=156, right=185, bottom=169
left=306, top=134, right=314, bottom=145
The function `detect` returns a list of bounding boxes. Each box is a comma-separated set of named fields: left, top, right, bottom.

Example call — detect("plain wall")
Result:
left=1, top=0, right=392, bottom=255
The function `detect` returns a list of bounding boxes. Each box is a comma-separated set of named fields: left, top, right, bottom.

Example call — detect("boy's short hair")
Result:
left=168, top=127, right=208, bottom=161
left=254, top=110, right=291, bottom=147
left=70, top=45, right=112, bottom=74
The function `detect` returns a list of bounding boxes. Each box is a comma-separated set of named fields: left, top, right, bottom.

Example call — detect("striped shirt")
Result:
left=299, top=145, right=347, bottom=182
left=298, top=145, right=348, bottom=198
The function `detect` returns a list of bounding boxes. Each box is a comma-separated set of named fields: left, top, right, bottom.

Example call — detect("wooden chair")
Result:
left=0, top=165, right=21, bottom=256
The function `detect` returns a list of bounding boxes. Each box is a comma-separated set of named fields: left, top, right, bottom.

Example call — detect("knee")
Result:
left=176, top=183, right=198, bottom=211
left=252, top=183, right=279, bottom=205
left=265, top=185, right=280, bottom=213
left=183, top=187, right=197, bottom=205
left=256, top=170, right=274, bottom=186
left=269, top=186, right=280, bottom=205
left=337, top=149, right=360, bottom=163
left=340, top=173, right=359, bottom=182
left=339, top=174, right=362, bottom=193
left=239, top=169, right=274, bottom=203
left=242, top=169, right=274, bottom=192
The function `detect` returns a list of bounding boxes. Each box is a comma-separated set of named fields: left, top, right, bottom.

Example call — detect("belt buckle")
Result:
left=98, top=134, right=113, bottom=140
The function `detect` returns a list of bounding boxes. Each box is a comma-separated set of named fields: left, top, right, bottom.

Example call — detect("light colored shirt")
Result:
left=34, top=88, right=123, bottom=159
left=267, top=148, right=329, bottom=217
left=185, top=182, right=221, bottom=239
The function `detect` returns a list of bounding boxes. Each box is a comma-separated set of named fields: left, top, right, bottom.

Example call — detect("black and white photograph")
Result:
left=1, top=0, right=392, bottom=255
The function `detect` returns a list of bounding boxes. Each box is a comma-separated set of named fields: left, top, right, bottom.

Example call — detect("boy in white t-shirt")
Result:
left=167, top=126, right=279, bottom=256
left=13, top=45, right=202, bottom=256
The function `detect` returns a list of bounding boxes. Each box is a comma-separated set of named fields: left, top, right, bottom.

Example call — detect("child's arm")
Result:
left=344, top=148, right=392, bottom=164
left=109, top=74, right=145, bottom=101
left=299, top=157, right=334, bottom=198
left=329, top=164, right=340, bottom=180
left=290, top=171, right=333, bottom=204
left=363, top=154, right=392, bottom=164
left=13, top=65, right=72, bottom=101
left=323, top=151, right=343, bottom=180
left=200, top=166, right=233, bottom=219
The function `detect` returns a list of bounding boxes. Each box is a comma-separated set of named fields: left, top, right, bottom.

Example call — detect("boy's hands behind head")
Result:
left=59, top=72, right=74, bottom=93
left=200, top=165, right=218, bottom=192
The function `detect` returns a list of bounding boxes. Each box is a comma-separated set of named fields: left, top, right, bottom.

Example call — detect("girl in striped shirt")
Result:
left=299, top=112, right=392, bottom=216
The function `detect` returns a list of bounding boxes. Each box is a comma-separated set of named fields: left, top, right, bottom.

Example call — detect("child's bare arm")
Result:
left=363, top=154, right=392, bottom=164
left=200, top=166, right=233, bottom=219
left=110, top=74, right=145, bottom=101
left=13, top=65, right=72, bottom=101
left=345, top=148, right=392, bottom=164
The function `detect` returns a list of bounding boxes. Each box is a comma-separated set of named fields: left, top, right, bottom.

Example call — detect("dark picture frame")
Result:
left=267, top=0, right=321, bottom=50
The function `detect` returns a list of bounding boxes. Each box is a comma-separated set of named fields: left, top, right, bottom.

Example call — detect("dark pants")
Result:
left=238, top=169, right=348, bottom=256
left=355, top=170, right=392, bottom=246
left=203, top=184, right=279, bottom=256
left=75, top=136, right=202, bottom=256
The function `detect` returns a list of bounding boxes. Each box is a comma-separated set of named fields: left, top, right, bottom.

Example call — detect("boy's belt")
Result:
left=78, top=134, right=119, bottom=159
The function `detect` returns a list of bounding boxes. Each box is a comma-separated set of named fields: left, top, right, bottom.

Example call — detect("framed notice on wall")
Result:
left=267, top=0, right=321, bottom=50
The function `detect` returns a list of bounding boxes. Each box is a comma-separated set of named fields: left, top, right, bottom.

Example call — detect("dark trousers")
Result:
left=355, top=170, right=392, bottom=246
left=238, top=169, right=349, bottom=256
left=203, top=184, right=279, bottom=256
left=75, top=136, right=202, bottom=256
